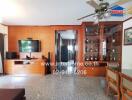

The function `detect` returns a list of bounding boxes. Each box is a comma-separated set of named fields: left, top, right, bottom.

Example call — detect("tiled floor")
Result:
left=0, top=75, right=112, bottom=100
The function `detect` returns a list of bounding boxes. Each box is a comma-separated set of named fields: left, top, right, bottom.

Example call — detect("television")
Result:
left=18, top=40, right=41, bottom=52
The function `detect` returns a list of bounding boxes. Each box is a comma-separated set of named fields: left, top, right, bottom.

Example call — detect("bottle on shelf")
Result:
left=90, top=55, right=93, bottom=61
left=95, top=48, right=98, bottom=52
left=85, top=47, right=89, bottom=52
left=85, top=56, right=89, bottom=61
left=90, top=48, right=93, bottom=52
left=85, top=39, right=89, bottom=43
left=94, top=55, right=98, bottom=61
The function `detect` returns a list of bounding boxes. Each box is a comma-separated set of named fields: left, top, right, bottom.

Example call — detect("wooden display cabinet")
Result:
left=82, top=22, right=122, bottom=76
left=104, top=23, right=122, bottom=71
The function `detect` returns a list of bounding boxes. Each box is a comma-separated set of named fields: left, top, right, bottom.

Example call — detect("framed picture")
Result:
left=124, top=27, right=132, bottom=45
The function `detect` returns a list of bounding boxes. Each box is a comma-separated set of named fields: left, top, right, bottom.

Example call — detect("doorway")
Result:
left=55, top=30, right=77, bottom=74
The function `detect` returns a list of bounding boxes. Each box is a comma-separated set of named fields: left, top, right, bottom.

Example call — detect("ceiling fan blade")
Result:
left=125, top=6, right=132, bottom=14
left=86, top=0, right=99, bottom=9
left=112, top=0, right=130, bottom=5
left=77, top=13, right=96, bottom=20
left=109, top=0, right=131, bottom=10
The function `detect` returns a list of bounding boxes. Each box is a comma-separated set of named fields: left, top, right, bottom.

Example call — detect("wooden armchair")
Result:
left=106, top=67, right=120, bottom=100
left=120, top=73, right=132, bottom=100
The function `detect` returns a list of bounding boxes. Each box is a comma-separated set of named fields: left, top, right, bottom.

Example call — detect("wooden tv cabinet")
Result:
left=4, top=59, right=45, bottom=75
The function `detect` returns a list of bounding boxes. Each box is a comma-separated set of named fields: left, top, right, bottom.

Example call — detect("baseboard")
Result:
left=0, top=73, right=4, bottom=76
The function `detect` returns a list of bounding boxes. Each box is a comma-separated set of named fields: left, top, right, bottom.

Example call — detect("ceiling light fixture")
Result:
left=104, top=11, right=111, bottom=18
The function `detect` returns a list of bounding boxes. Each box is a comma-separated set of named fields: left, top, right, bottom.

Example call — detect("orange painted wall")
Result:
left=8, top=25, right=84, bottom=70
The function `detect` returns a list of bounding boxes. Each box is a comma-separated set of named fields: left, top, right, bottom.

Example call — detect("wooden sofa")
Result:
left=0, top=88, right=25, bottom=100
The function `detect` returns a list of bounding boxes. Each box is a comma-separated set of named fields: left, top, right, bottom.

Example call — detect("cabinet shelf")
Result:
left=85, top=43, right=100, bottom=45
left=85, top=34, right=99, bottom=36
left=85, top=52, right=99, bottom=53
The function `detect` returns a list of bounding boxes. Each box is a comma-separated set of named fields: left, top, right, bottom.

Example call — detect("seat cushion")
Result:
left=107, top=70, right=117, bottom=81
left=123, top=78, right=132, bottom=91
left=109, top=81, right=118, bottom=91
left=0, top=88, right=25, bottom=100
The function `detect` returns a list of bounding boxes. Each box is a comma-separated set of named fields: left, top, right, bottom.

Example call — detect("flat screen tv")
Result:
left=18, top=40, right=41, bottom=52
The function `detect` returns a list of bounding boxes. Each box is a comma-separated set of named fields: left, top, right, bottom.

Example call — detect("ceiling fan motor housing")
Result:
left=95, top=2, right=109, bottom=13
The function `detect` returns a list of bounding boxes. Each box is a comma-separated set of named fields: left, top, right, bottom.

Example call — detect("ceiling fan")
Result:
left=77, top=0, right=132, bottom=21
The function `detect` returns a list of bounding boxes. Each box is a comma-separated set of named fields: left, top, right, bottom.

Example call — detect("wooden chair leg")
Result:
left=117, top=92, right=120, bottom=100
left=117, top=95, right=120, bottom=100
left=106, top=85, right=110, bottom=96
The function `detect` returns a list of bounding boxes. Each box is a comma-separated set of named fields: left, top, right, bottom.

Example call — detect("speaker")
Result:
left=47, top=52, right=51, bottom=74
left=6, top=52, right=17, bottom=59
left=48, top=52, right=50, bottom=62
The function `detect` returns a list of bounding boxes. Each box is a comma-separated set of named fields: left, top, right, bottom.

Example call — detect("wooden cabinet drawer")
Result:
left=83, top=67, right=106, bottom=76
left=4, top=59, right=45, bottom=75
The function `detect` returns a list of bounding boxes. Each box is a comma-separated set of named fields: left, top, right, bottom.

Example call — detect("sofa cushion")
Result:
left=0, top=88, right=25, bottom=100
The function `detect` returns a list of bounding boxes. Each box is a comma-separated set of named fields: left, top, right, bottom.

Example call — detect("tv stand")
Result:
left=4, top=59, right=45, bottom=75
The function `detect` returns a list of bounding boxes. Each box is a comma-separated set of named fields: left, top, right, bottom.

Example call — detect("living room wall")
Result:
left=0, top=24, right=8, bottom=73
left=122, top=18, right=132, bottom=69
left=8, top=25, right=83, bottom=70
left=0, top=24, right=8, bottom=55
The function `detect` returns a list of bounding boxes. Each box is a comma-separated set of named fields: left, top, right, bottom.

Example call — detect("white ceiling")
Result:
left=0, top=0, right=131, bottom=25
